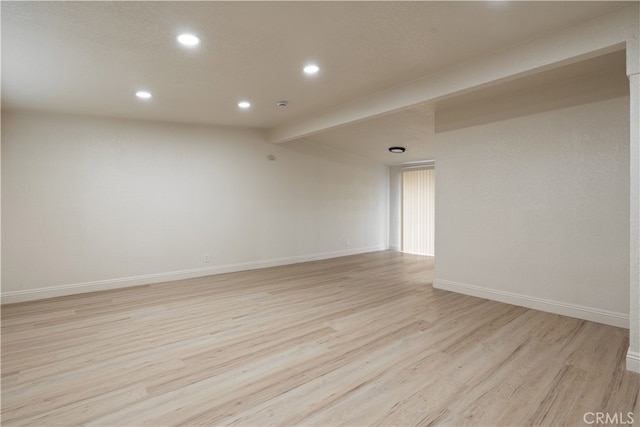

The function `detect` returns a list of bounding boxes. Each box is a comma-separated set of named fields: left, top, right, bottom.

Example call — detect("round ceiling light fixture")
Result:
left=238, top=101, right=251, bottom=109
left=388, top=146, right=406, bottom=153
left=303, top=64, right=320, bottom=75
left=135, top=91, right=152, bottom=99
left=177, top=33, right=200, bottom=47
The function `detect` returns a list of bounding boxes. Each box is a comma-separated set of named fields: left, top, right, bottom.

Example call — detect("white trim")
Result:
left=402, top=250, right=434, bottom=257
left=401, top=161, right=435, bottom=171
left=626, top=350, right=640, bottom=373
left=433, top=279, right=629, bottom=329
left=1, top=246, right=385, bottom=304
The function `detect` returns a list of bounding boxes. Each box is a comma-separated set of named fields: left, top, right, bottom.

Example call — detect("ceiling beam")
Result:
left=268, top=4, right=637, bottom=145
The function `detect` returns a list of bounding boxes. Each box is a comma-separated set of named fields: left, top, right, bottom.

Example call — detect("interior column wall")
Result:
left=626, top=31, right=640, bottom=372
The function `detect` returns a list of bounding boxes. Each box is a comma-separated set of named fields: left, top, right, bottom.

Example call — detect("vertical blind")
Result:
left=402, top=168, right=435, bottom=256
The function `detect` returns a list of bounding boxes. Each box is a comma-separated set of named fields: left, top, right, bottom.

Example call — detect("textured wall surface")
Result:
left=435, top=97, right=630, bottom=319
left=387, top=166, right=402, bottom=252
left=2, top=111, right=388, bottom=295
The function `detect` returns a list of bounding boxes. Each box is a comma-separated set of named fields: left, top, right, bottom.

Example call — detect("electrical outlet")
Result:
left=203, top=254, right=210, bottom=263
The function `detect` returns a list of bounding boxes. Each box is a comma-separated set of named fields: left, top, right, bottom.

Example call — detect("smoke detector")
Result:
left=276, top=100, right=288, bottom=107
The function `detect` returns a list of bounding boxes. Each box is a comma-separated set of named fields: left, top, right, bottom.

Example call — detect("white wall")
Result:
left=388, top=166, right=402, bottom=252
left=1, top=110, right=388, bottom=301
left=434, top=97, right=630, bottom=327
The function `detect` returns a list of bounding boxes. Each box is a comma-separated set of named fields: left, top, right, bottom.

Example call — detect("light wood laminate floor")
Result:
left=2, top=251, right=638, bottom=426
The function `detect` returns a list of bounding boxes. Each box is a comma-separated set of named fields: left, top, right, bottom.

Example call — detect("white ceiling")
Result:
left=305, top=105, right=436, bottom=165
left=295, top=50, right=629, bottom=164
left=1, top=1, right=631, bottom=164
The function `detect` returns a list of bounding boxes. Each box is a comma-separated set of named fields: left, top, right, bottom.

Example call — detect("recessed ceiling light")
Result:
left=177, top=33, right=200, bottom=47
left=389, top=146, right=406, bottom=153
left=303, top=64, right=320, bottom=75
left=135, top=91, right=152, bottom=99
left=238, top=101, right=251, bottom=109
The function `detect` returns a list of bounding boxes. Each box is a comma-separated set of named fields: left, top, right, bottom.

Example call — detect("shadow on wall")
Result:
left=435, top=50, right=628, bottom=133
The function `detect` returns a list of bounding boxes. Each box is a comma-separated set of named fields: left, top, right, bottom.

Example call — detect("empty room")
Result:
left=2, top=1, right=639, bottom=426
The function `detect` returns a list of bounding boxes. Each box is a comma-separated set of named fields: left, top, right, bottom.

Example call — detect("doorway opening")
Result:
left=402, top=166, right=435, bottom=256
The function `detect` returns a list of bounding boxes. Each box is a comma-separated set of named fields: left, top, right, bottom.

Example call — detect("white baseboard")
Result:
left=401, top=250, right=435, bottom=257
left=389, top=244, right=401, bottom=252
left=627, top=350, right=640, bottom=373
left=433, top=278, right=629, bottom=329
left=1, top=245, right=386, bottom=304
